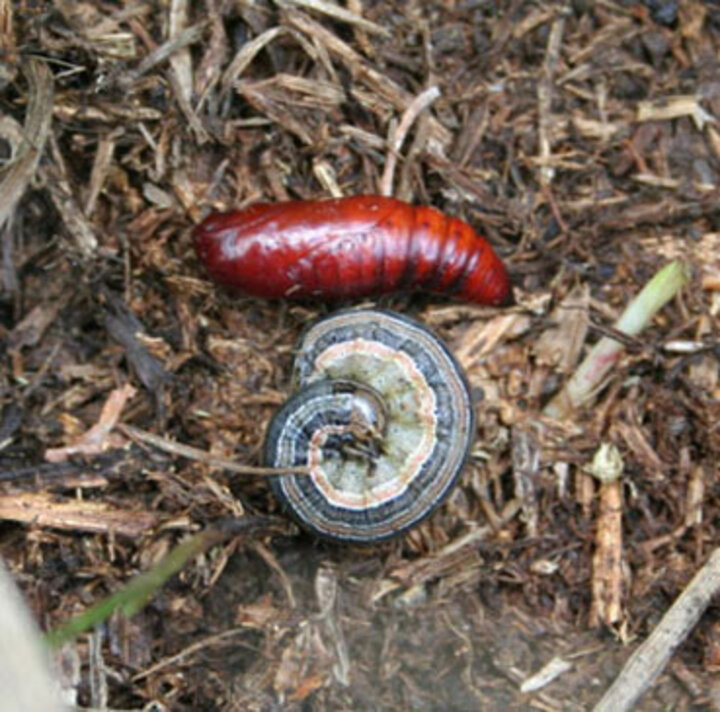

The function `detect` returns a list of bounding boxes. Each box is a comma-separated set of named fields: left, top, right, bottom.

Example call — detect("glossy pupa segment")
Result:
left=194, top=196, right=513, bottom=306
left=264, top=309, right=474, bottom=543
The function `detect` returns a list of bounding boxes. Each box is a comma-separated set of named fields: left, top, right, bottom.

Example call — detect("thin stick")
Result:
left=380, top=86, right=441, bottom=197
left=594, top=547, right=720, bottom=711
left=120, top=424, right=310, bottom=476
left=0, top=60, right=54, bottom=231
left=118, top=22, right=207, bottom=88
left=131, top=628, right=255, bottom=682
left=537, top=14, right=566, bottom=186
left=278, top=0, right=390, bottom=37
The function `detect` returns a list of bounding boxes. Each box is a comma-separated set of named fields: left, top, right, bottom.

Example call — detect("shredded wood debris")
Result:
left=1, top=1, right=719, bottom=709
left=45, top=384, right=136, bottom=463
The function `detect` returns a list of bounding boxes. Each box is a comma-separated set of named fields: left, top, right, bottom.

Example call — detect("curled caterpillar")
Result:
left=264, top=308, right=474, bottom=543
left=194, top=195, right=513, bottom=306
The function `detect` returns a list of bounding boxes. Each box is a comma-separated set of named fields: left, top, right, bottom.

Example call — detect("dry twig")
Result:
left=380, top=86, right=441, bottom=196
left=121, top=424, right=310, bottom=476
left=0, top=60, right=53, bottom=231
left=594, top=548, right=720, bottom=711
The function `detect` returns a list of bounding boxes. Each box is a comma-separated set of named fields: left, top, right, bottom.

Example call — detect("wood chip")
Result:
left=0, top=492, right=158, bottom=538
left=45, top=384, right=136, bottom=463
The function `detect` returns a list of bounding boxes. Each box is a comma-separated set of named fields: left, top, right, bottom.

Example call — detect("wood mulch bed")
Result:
left=1, top=1, right=720, bottom=709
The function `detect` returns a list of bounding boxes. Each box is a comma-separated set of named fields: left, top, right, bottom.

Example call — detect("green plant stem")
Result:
left=45, top=516, right=288, bottom=649
left=544, top=260, right=691, bottom=419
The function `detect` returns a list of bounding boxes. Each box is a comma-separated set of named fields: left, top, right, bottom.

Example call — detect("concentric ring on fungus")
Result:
left=265, top=309, right=474, bottom=544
